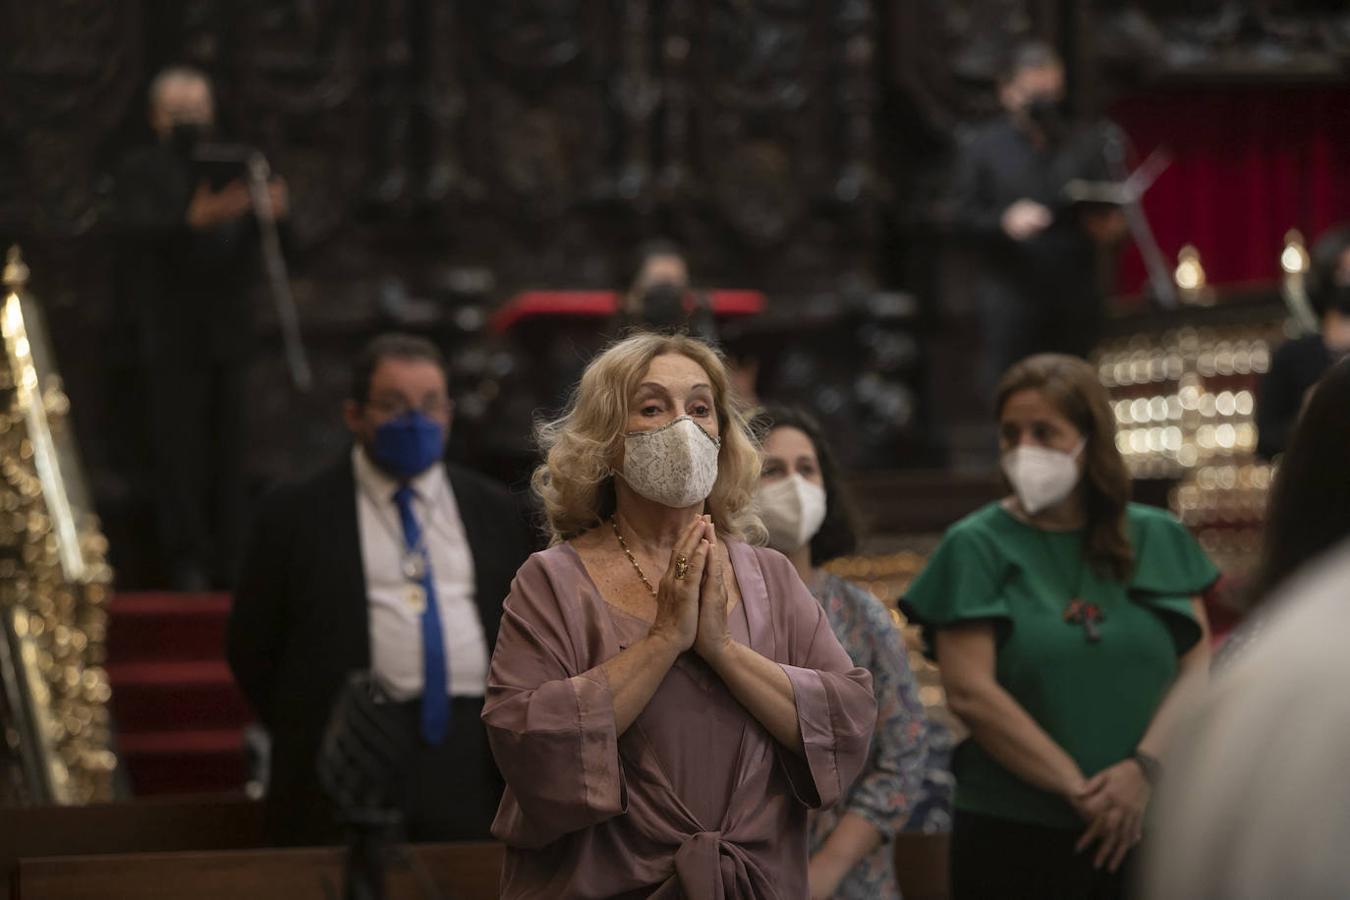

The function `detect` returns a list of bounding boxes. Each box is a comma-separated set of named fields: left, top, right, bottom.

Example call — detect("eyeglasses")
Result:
left=365, top=397, right=452, bottom=419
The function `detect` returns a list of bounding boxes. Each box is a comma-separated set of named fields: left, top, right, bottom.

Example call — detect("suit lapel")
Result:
left=318, top=454, right=371, bottom=667
left=447, top=465, right=501, bottom=650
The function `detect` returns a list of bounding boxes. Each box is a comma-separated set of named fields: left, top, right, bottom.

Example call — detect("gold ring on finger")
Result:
left=674, top=555, right=690, bottom=580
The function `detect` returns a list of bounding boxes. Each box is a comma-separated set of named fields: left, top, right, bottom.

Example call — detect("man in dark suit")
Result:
left=228, top=333, right=535, bottom=846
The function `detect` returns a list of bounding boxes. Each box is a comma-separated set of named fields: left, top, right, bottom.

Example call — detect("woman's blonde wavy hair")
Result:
left=532, top=332, right=764, bottom=546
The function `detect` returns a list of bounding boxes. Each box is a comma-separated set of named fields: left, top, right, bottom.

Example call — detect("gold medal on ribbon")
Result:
left=406, top=583, right=427, bottom=613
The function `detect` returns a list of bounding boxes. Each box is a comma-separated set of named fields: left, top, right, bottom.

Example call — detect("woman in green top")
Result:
left=903, top=354, right=1217, bottom=900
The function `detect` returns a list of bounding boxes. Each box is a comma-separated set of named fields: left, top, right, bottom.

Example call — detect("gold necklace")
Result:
left=610, top=517, right=658, bottom=597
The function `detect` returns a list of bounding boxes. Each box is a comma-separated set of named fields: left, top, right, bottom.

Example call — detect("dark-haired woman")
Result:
left=754, top=406, right=933, bottom=900
left=1249, top=356, right=1350, bottom=608
left=902, top=355, right=1217, bottom=900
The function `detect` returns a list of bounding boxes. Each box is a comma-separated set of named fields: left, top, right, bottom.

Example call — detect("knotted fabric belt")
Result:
left=651, top=830, right=776, bottom=900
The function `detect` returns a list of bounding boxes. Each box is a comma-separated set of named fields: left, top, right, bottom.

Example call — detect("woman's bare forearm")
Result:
left=950, top=679, right=1084, bottom=797
left=705, top=639, right=805, bottom=754
left=1139, top=598, right=1212, bottom=757
left=601, top=632, right=682, bottom=735
left=812, top=812, right=884, bottom=877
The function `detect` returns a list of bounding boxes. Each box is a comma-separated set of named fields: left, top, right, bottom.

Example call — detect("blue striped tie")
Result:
left=392, top=486, right=449, bottom=744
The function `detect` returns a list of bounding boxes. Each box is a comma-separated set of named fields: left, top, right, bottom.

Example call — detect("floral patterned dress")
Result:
left=807, top=573, right=932, bottom=900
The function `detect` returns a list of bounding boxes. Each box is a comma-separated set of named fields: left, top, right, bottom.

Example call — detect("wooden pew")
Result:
left=7, top=805, right=949, bottom=900
left=15, top=843, right=503, bottom=900
left=0, top=794, right=263, bottom=900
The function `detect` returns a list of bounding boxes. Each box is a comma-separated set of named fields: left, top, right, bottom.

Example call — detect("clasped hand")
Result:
left=1001, top=198, right=1052, bottom=241
left=1070, top=759, right=1151, bottom=873
left=186, top=177, right=289, bottom=230
left=648, top=514, right=733, bottom=663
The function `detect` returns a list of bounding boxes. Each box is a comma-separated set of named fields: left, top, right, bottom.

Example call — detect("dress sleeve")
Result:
left=839, top=586, right=929, bottom=839
left=482, top=554, right=627, bottom=848
left=1128, top=507, right=1220, bottom=655
left=900, top=520, right=1010, bottom=658
left=767, top=554, right=878, bottom=811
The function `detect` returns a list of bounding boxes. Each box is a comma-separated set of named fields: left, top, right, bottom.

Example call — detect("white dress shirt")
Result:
left=353, top=446, right=487, bottom=702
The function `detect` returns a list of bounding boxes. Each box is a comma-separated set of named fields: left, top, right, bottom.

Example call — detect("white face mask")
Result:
left=620, top=416, right=721, bottom=509
left=755, top=474, right=828, bottom=554
left=1001, top=442, right=1085, bottom=516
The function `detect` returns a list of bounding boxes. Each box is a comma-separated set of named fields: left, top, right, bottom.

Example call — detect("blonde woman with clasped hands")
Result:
left=482, top=332, right=877, bottom=899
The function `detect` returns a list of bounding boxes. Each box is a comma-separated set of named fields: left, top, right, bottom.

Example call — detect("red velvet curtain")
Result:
left=1110, top=87, right=1350, bottom=297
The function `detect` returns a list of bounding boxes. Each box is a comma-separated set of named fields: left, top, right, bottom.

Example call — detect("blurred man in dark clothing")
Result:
left=620, top=238, right=718, bottom=342
left=1258, top=225, right=1350, bottom=460
left=112, top=66, right=288, bottom=590
left=950, top=42, right=1126, bottom=398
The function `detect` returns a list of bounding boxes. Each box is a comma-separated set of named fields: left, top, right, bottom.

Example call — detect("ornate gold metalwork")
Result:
left=0, top=245, right=117, bottom=804
left=1095, top=316, right=1282, bottom=582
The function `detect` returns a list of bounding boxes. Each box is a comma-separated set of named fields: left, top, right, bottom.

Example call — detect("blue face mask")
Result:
left=370, top=411, right=445, bottom=480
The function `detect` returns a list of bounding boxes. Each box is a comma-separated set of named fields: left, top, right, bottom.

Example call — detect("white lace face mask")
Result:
left=1001, top=441, right=1085, bottom=515
left=619, top=416, right=722, bottom=509
left=755, top=474, right=828, bottom=554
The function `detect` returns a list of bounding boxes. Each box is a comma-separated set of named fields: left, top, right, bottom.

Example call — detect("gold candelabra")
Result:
left=0, top=245, right=117, bottom=804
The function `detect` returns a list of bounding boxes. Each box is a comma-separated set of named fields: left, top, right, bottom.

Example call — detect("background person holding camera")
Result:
left=112, top=65, right=289, bottom=590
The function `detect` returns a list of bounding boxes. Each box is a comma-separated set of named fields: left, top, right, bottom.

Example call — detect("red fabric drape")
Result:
left=1110, top=87, right=1350, bottom=297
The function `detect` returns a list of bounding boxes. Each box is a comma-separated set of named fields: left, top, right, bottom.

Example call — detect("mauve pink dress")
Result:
left=482, top=539, right=876, bottom=899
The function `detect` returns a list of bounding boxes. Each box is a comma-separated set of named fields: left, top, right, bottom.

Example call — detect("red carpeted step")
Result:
left=107, top=592, right=254, bottom=796
left=107, top=660, right=250, bottom=734
left=106, top=592, right=233, bottom=663
left=117, top=729, right=250, bottom=796
left=118, top=729, right=247, bottom=755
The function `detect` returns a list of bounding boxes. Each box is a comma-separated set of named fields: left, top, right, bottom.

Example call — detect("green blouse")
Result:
left=902, top=502, right=1218, bottom=829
